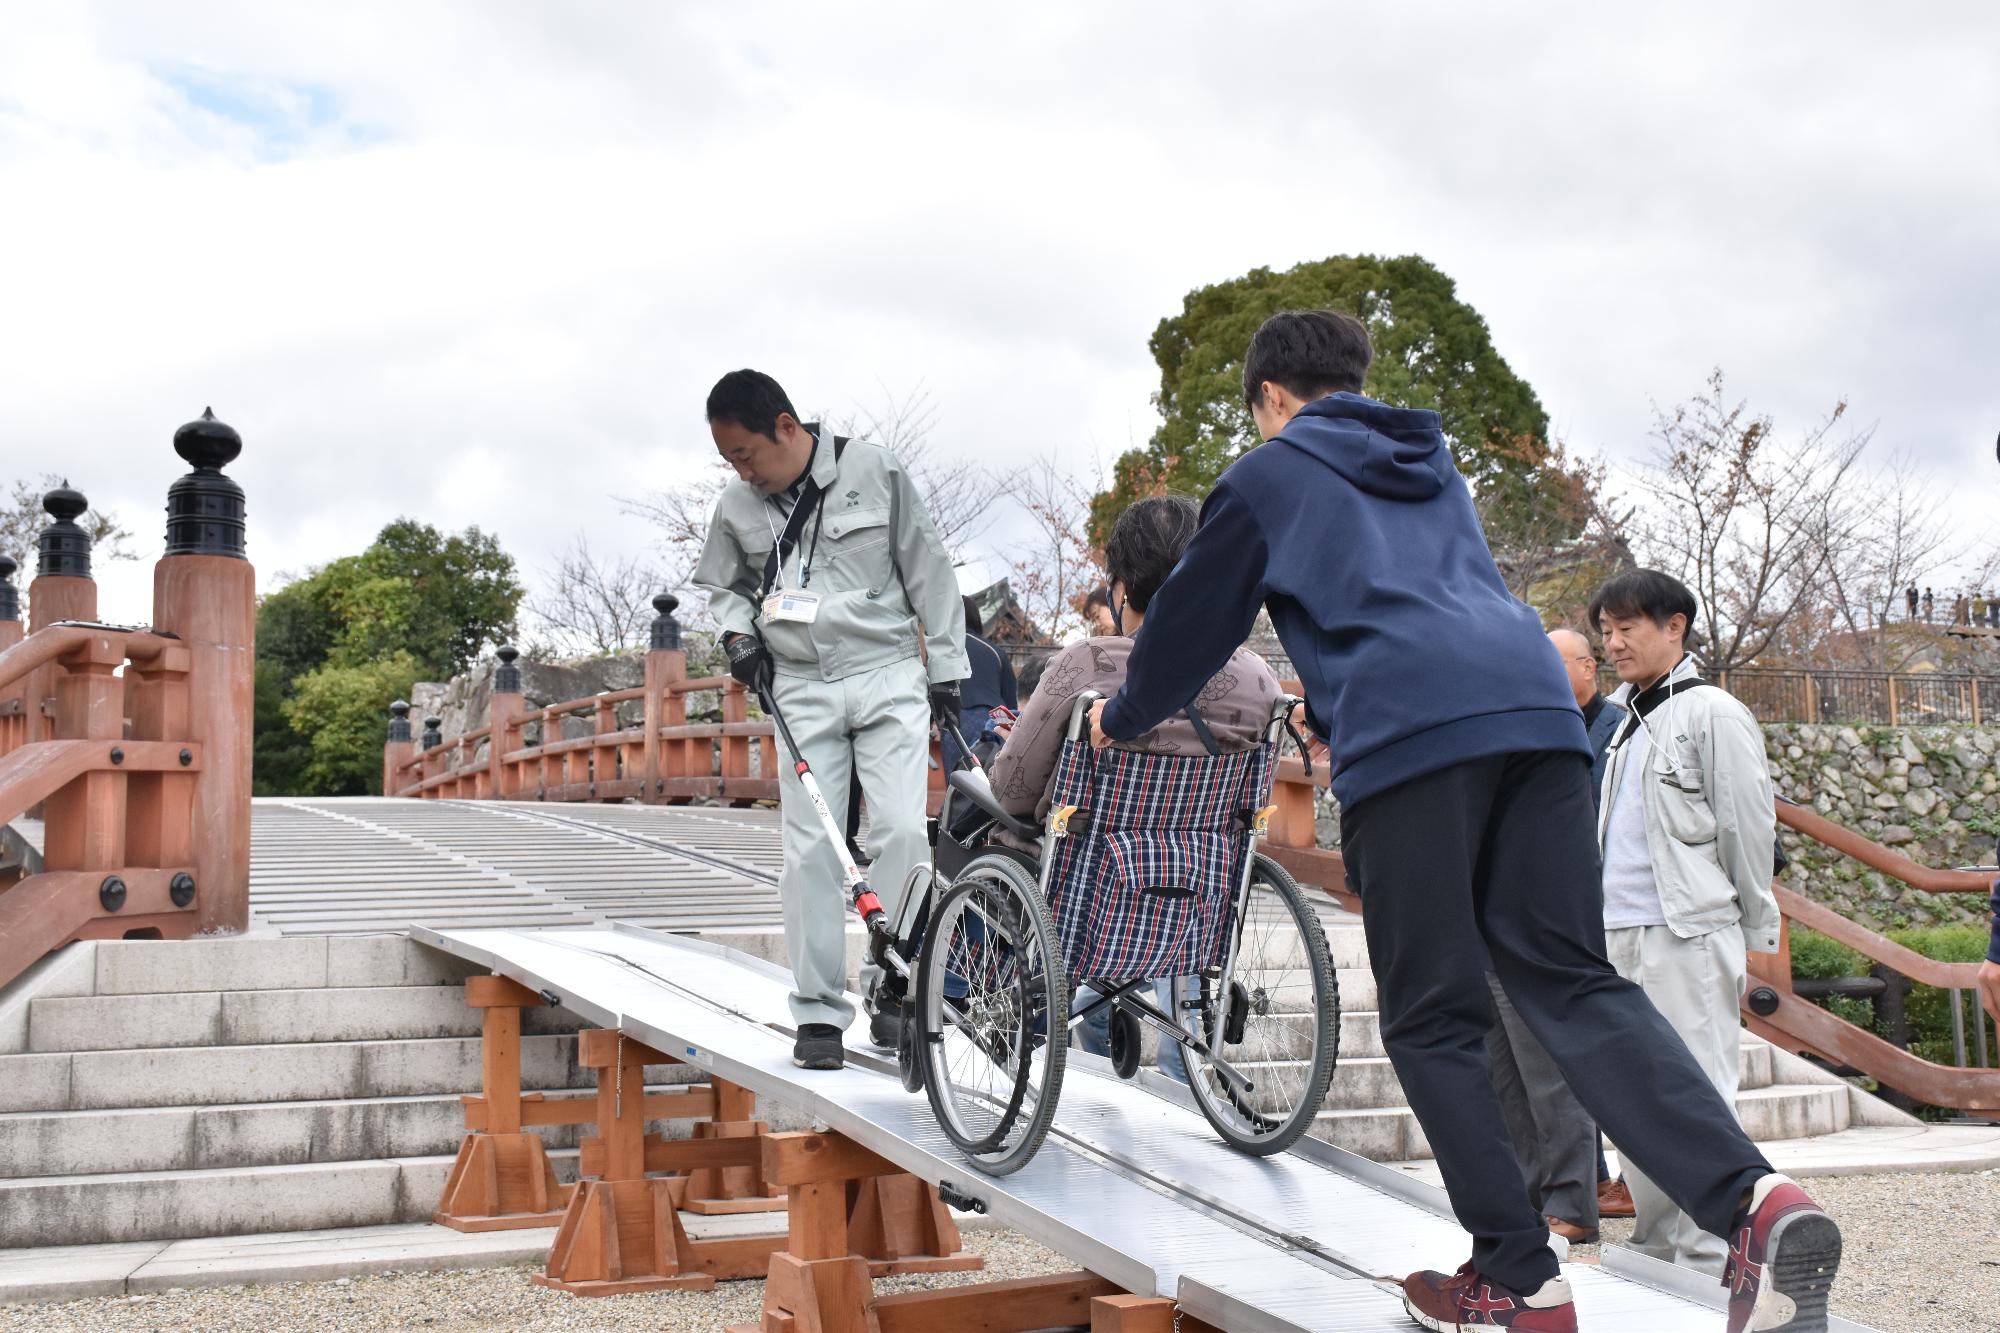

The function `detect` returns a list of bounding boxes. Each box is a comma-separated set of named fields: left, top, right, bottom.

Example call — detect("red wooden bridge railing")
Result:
left=0, top=413, right=255, bottom=990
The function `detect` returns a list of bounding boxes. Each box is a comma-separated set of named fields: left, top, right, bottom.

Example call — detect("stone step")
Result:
left=86, top=937, right=482, bottom=997
left=0, top=1151, right=581, bottom=1248
left=27, top=986, right=582, bottom=1053
left=1312, top=1079, right=1838, bottom=1161
left=0, top=1034, right=603, bottom=1114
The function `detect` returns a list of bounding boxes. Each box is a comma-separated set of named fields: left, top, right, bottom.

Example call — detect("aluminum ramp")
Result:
left=414, top=924, right=1872, bottom=1333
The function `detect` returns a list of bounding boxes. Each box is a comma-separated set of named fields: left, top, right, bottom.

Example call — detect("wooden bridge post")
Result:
left=642, top=594, right=685, bottom=804
left=149, top=411, right=255, bottom=936
left=0, top=557, right=22, bottom=756
left=382, top=701, right=413, bottom=797
left=489, top=647, right=525, bottom=798
left=433, top=974, right=570, bottom=1230
left=24, top=485, right=98, bottom=764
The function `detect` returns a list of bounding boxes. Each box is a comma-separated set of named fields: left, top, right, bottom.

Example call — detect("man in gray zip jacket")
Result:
left=694, top=369, right=967, bottom=1070
left=1592, top=569, right=1780, bottom=1275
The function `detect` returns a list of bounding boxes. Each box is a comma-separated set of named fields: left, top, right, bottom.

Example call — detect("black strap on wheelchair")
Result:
left=1282, top=713, right=1314, bottom=778
left=1182, top=704, right=1221, bottom=758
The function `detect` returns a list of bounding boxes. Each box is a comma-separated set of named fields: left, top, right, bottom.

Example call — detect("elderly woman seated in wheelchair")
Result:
left=883, top=497, right=1341, bottom=1175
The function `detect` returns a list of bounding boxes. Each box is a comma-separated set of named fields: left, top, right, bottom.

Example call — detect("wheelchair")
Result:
left=881, top=690, right=1341, bottom=1176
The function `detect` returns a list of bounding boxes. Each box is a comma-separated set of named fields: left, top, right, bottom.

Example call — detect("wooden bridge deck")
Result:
left=248, top=798, right=787, bottom=936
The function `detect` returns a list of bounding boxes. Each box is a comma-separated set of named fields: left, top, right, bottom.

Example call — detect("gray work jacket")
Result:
left=692, top=434, right=968, bottom=686
left=1597, top=655, right=1782, bottom=954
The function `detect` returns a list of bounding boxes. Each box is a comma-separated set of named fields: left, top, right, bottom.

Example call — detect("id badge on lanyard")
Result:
left=762, top=588, right=822, bottom=623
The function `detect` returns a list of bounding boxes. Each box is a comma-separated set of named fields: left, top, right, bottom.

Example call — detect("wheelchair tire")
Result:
left=1183, top=853, right=1339, bottom=1156
left=914, top=853, right=1068, bottom=1176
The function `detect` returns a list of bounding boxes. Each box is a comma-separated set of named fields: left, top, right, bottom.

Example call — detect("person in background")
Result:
left=1923, top=587, right=1934, bottom=623
left=1905, top=585, right=1919, bottom=621
left=944, top=594, right=1018, bottom=767
left=1091, top=310, right=1840, bottom=1332
left=1593, top=569, right=1780, bottom=1277
left=1988, top=592, right=1999, bottom=629
left=1975, top=593, right=1988, bottom=631
left=1081, top=585, right=1117, bottom=638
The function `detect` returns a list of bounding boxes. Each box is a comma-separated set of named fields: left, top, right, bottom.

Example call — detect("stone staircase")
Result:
left=0, top=922, right=1900, bottom=1252
left=1303, top=921, right=1880, bottom=1162
left=0, top=936, right=615, bottom=1248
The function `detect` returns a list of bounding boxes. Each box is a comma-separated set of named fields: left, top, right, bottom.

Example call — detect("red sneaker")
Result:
left=1724, top=1173, right=1842, bottom=1333
left=1400, top=1261, right=1577, bottom=1331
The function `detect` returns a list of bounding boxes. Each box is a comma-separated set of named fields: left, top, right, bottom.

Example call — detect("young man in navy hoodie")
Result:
left=1089, top=310, right=1842, bottom=1333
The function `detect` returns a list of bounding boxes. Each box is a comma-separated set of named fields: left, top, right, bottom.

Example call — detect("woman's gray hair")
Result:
left=1105, top=495, right=1201, bottom=613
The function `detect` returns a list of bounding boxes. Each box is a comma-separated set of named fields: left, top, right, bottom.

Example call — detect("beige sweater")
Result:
left=987, top=637, right=1281, bottom=819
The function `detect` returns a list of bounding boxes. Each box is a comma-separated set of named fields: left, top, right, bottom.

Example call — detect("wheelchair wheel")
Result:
left=915, top=852, right=1067, bottom=1176
left=1183, top=853, right=1339, bottom=1155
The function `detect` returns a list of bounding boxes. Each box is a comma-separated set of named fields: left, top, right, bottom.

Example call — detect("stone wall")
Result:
left=1310, top=722, right=1998, bottom=932
left=1768, top=723, right=1996, bottom=931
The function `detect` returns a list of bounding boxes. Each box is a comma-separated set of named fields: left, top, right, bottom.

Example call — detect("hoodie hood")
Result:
left=1276, top=392, right=1450, bottom=501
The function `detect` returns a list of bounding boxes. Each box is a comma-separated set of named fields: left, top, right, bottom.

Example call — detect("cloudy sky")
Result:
left=3, top=2, right=1996, bottom=627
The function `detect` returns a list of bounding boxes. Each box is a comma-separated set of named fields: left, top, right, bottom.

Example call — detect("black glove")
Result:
left=724, top=634, right=772, bottom=691
left=928, top=682, right=963, bottom=725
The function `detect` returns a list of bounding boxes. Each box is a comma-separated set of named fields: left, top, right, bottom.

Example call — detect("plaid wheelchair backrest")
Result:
left=1043, top=739, right=1275, bottom=980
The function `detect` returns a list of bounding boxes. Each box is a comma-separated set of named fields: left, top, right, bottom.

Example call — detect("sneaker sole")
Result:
left=792, top=1054, right=845, bottom=1070
left=1754, top=1209, right=1841, bottom=1331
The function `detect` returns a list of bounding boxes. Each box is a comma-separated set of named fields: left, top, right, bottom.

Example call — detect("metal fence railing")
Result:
left=1716, top=669, right=2000, bottom=726
left=999, top=642, right=2000, bottom=729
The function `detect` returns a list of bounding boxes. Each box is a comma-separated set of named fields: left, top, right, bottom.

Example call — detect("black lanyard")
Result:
left=759, top=435, right=844, bottom=598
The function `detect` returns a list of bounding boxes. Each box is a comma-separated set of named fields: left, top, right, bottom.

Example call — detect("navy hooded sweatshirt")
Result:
left=1101, top=392, right=1588, bottom=809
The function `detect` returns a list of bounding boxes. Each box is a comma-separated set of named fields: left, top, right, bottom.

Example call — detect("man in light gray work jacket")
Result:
left=694, top=369, right=967, bottom=1071
left=1591, top=568, right=1780, bottom=1276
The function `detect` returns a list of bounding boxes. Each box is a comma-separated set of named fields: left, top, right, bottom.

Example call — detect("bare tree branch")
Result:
left=522, top=533, right=672, bottom=658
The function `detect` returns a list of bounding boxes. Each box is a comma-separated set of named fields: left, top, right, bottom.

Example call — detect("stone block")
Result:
left=326, top=937, right=484, bottom=989
left=0, top=1159, right=405, bottom=1247
left=190, top=1095, right=471, bottom=1169
left=122, top=1223, right=552, bottom=1294
left=69, top=1041, right=366, bottom=1110
left=0, top=1106, right=198, bottom=1178
left=220, top=986, right=483, bottom=1046
left=29, top=992, right=222, bottom=1053
left=94, top=938, right=330, bottom=997
left=0, top=941, right=97, bottom=1057
left=1322, top=1056, right=1408, bottom=1111
left=0, top=1053, right=72, bottom=1112
left=0, top=1240, right=163, bottom=1304
left=1311, top=1107, right=1413, bottom=1161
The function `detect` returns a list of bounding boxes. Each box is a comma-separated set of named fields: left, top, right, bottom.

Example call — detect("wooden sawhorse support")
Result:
left=537, top=1028, right=785, bottom=1294
left=434, top=976, right=570, bottom=1231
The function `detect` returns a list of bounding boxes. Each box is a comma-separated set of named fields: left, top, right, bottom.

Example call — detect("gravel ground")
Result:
left=1569, top=1169, right=2000, bottom=1332
left=9, top=1172, right=1994, bottom=1330
left=2, top=1231, right=1077, bottom=1333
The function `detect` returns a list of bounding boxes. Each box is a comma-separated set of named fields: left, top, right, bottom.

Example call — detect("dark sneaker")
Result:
left=1724, top=1173, right=1841, bottom=1333
left=1401, top=1262, right=1576, bottom=1332
left=792, top=1023, right=844, bottom=1070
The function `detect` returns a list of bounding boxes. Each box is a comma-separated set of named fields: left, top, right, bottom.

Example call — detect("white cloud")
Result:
left=2, top=1, right=1996, bottom=630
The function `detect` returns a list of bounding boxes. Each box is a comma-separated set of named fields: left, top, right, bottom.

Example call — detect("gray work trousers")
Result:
left=772, top=657, right=931, bottom=1030
left=1604, top=920, right=1748, bottom=1276
left=1484, top=972, right=1600, bottom=1230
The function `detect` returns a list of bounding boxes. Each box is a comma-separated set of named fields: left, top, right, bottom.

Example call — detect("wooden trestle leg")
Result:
left=682, top=1076, right=787, bottom=1214
left=535, top=1029, right=784, bottom=1295
left=433, top=976, right=570, bottom=1231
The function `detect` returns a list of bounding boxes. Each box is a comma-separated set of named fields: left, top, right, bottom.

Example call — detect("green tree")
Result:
left=1093, top=254, right=1552, bottom=542
left=252, top=519, right=523, bottom=796
left=280, top=651, right=425, bottom=795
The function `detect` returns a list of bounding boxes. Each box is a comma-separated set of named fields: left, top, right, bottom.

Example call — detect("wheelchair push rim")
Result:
left=915, top=853, right=1068, bottom=1176
left=1182, top=852, right=1339, bottom=1155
